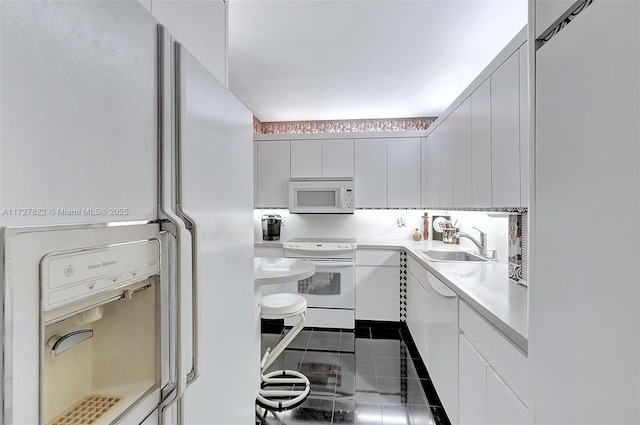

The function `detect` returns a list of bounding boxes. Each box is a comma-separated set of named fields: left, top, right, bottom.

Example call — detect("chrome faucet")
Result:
left=454, top=227, right=487, bottom=257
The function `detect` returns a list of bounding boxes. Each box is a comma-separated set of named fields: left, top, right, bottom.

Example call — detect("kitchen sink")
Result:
left=419, top=250, right=488, bottom=262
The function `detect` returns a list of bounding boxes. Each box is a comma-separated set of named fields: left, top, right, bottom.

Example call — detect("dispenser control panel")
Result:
left=41, top=239, right=160, bottom=311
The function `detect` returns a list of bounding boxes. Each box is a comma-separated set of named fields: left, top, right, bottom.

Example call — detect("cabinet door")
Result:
left=355, top=266, right=399, bottom=321
left=519, top=43, right=529, bottom=208
left=486, top=368, right=527, bottom=425
left=491, top=52, right=521, bottom=207
left=355, top=138, right=388, bottom=207
left=388, top=137, right=421, bottom=207
left=323, top=138, right=354, bottom=177
left=452, top=98, right=472, bottom=207
left=438, top=119, right=454, bottom=208
left=256, top=140, right=290, bottom=207
left=422, top=133, right=440, bottom=208
left=459, top=334, right=488, bottom=425
left=407, top=272, right=429, bottom=364
left=290, top=139, right=322, bottom=178
left=152, top=0, right=227, bottom=85
left=471, top=78, right=492, bottom=208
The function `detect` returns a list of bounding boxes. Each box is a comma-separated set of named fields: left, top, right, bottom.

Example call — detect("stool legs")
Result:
left=257, top=309, right=310, bottom=411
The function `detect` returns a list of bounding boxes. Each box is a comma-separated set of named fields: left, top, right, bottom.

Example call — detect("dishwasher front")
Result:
left=425, top=271, right=459, bottom=425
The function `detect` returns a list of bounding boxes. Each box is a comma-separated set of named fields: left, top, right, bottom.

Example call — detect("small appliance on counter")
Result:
left=262, top=214, right=282, bottom=240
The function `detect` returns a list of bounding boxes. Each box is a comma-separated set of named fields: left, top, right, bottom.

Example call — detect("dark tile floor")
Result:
left=256, top=323, right=451, bottom=425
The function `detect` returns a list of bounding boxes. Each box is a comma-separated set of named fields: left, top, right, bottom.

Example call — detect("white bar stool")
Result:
left=257, top=293, right=310, bottom=411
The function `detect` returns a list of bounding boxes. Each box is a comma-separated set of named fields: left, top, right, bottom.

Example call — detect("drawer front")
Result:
left=356, top=249, right=400, bottom=266
left=407, top=255, right=430, bottom=291
left=459, top=301, right=528, bottom=406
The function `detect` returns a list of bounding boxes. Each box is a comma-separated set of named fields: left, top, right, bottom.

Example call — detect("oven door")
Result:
left=284, top=259, right=355, bottom=309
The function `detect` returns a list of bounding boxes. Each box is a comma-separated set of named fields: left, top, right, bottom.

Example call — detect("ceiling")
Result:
left=228, top=1, right=527, bottom=123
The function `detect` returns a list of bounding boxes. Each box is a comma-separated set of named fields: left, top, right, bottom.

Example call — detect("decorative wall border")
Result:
left=254, top=207, right=528, bottom=213
left=538, top=0, right=594, bottom=45
left=253, top=117, right=435, bottom=135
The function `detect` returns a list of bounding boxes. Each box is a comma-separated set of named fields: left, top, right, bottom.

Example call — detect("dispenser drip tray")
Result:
left=48, top=395, right=123, bottom=425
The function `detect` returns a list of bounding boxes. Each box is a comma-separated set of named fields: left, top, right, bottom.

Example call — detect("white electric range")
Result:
left=283, top=238, right=357, bottom=329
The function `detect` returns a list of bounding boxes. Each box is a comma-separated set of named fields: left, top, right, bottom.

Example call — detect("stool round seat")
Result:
left=257, top=292, right=310, bottom=412
left=260, top=293, right=307, bottom=318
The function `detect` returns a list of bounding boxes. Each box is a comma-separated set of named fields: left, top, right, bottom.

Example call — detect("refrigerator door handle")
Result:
left=173, top=40, right=200, bottom=388
left=156, top=25, right=194, bottom=411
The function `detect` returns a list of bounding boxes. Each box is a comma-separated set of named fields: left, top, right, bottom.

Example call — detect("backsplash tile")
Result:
left=508, top=213, right=527, bottom=286
left=400, top=252, right=407, bottom=322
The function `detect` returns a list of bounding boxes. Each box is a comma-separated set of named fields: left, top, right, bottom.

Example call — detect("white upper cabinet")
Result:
left=388, top=138, right=421, bottom=208
left=138, top=0, right=152, bottom=12
left=151, top=0, right=227, bottom=86
left=535, top=0, right=574, bottom=38
left=519, top=43, right=530, bottom=208
left=256, top=140, right=290, bottom=207
left=471, top=79, right=492, bottom=208
left=422, top=132, right=440, bottom=208
left=355, top=138, right=388, bottom=208
left=323, top=139, right=354, bottom=177
left=491, top=52, right=521, bottom=207
left=291, top=139, right=322, bottom=178
left=291, top=138, right=354, bottom=178
left=452, top=98, right=472, bottom=208
left=439, top=120, right=454, bottom=208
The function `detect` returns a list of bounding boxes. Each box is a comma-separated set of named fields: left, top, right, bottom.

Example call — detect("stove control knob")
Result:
left=338, top=244, right=344, bottom=248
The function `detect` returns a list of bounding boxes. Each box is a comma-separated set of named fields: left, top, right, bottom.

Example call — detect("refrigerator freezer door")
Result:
left=1, top=0, right=157, bottom=226
left=174, top=45, right=256, bottom=424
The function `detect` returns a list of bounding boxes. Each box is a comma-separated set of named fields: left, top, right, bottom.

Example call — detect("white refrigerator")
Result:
left=1, top=1, right=256, bottom=424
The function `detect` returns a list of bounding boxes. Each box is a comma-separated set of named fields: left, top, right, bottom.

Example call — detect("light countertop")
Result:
left=255, top=238, right=528, bottom=352
left=357, top=239, right=528, bottom=352
left=254, top=257, right=315, bottom=285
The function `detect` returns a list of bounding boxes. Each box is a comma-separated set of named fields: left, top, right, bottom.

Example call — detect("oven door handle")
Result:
left=304, top=260, right=355, bottom=267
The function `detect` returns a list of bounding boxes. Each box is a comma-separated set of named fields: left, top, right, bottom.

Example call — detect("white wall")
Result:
left=254, top=209, right=509, bottom=262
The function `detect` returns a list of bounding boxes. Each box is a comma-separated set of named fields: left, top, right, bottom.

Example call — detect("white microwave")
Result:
left=289, top=178, right=355, bottom=213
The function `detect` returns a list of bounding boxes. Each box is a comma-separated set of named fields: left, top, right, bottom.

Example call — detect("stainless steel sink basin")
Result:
left=419, top=250, right=488, bottom=262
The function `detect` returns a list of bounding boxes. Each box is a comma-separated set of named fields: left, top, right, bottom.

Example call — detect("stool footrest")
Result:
left=262, top=369, right=310, bottom=386
left=256, top=385, right=310, bottom=411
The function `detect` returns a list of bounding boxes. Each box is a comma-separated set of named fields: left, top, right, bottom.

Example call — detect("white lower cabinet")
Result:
left=459, top=334, right=488, bottom=425
left=355, top=266, right=399, bottom=321
left=486, top=368, right=527, bottom=425
left=407, top=272, right=429, bottom=366
left=355, top=249, right=400, bottom=321
left=459, top=301, right=528, bottom=425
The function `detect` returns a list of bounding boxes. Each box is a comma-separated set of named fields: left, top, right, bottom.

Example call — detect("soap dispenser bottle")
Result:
left=412, top=228, right=422, bottom=241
